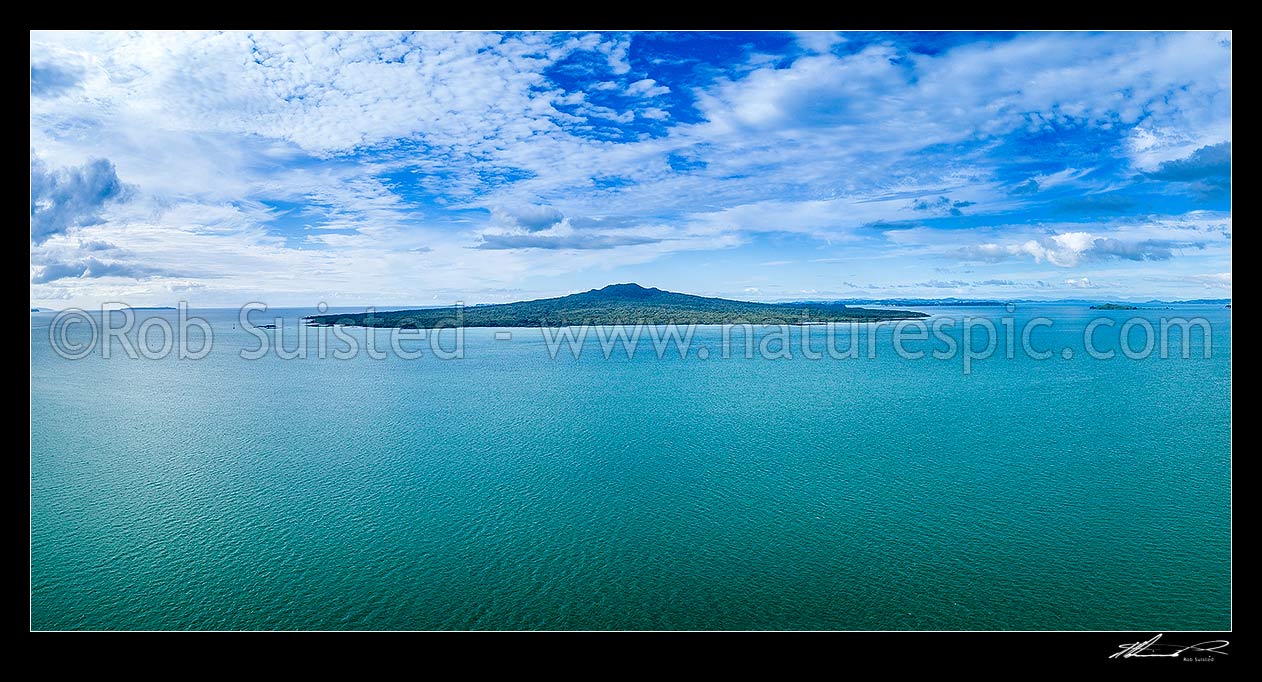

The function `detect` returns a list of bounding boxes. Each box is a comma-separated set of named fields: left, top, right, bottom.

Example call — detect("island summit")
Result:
left=304, top=283, right=930, bottom=328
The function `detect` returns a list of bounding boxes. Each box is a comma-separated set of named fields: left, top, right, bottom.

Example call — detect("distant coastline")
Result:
left=304, top=283, right=931, bottom=329
left=1089, top=303, right=1142, bottom=310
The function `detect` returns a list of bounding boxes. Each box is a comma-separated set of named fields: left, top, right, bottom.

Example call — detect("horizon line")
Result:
left=30, top=295, right=1233, bottom=313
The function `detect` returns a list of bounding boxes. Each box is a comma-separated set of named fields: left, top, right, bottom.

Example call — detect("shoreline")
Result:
left=302, top=317, right=930, bottom=329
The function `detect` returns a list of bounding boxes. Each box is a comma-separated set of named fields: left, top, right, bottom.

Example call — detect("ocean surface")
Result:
left=30, top=304, right=1231, bottom=630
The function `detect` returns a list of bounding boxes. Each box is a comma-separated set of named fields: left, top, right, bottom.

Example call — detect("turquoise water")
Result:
left=30, top=304, right=1231, bottom=630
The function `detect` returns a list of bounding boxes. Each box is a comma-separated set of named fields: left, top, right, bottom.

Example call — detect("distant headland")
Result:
left=1089, top=303, right=1141, bottom=310
left=303, top=283, right=931, bottom=328
left=1090, top=303, right=1150, bottom=311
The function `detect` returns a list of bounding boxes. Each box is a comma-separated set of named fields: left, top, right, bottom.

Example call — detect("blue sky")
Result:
left=30, top=31, right=1231, bottom=307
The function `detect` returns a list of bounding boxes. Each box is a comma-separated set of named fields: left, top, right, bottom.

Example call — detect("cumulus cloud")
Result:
left=492, top=205, right=566, bottom=231
left=961, top=232, right=1187, bottom=267
left=1144, top=142, right=1231, bottom=194
left=30, top=156, right=129, bottom=243
left=1090, top=238, right=1183, bottom=261
left=30, top=60, right=84, bottom=97
left=31, top=258, right=170, bottom=284
left=626, top=78, right=670, bottom=98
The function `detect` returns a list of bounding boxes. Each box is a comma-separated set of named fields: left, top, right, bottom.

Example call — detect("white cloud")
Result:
left=626, top=78, right=670, bottom=98
left=28, top=31, right=1232, bottom=306
left=30, top=156, right=130, bottom=243
left=599, top=36, right=632, bottom=75
left=793, top=31, right=846, bottom=54
left=1192, top=272, right=1232, bottom=288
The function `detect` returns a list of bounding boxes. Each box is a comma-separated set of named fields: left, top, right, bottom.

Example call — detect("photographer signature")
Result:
left=1110, top=634, right=1229, bottom=659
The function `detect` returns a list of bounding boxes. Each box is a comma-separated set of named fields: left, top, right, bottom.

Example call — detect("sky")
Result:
left=30, top=31, right=1231, bottom=308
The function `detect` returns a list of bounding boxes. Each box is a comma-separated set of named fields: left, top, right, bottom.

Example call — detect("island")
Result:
left=1089, top=303, right=1141, bottom=310
left=304, top=283, right=930, bottom=328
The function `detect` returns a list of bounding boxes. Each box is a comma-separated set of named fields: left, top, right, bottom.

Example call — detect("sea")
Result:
left=30, top=303, right=1231, bottom=630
